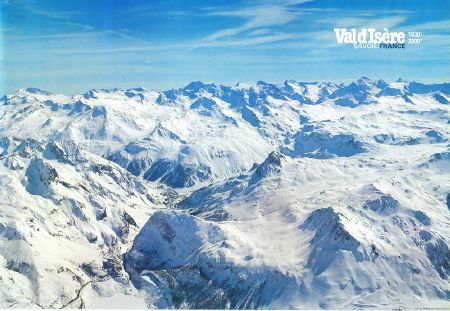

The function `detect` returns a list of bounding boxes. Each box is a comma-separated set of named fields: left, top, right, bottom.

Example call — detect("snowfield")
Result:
left=0, top=78, right=449, bottom=309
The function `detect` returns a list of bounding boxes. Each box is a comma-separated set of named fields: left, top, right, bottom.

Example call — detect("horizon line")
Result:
left=4, top=77, right=450, bottom=98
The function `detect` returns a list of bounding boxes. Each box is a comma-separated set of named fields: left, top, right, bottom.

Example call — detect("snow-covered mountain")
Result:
left=0, top=78, right=449, bottom=308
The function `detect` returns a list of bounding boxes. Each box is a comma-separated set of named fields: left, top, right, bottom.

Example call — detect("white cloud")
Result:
left=200, top=0, right=312, bottom=45
left=322, top=15, right=407, bottom=30
left=407, top=20, right=450, bottom=31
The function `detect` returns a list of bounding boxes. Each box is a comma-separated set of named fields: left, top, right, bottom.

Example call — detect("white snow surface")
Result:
left=0, top=79, right=449, bottom=309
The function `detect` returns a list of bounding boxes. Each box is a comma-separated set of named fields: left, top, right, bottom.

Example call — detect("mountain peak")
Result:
left=249, top=151, right=285, bottom=185
left=264, top=151, right=285, bottom=165
left=83, top=89, right=99, bottom=99
left=183, top=81, right=210, bottom=92
left=147, top=122, right=184, bottom=142
left=357, top=76, right=372, bottom=83
left=7, top=87, right=56, bottom=100
left=25, top=87, right=54, bottom=96
left=127, top=87, right=147, bottom=92
left=83, top=88, right=123, bottom=99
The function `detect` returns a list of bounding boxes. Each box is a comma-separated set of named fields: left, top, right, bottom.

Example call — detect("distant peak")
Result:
left=357, top=77, right=373, bottom=83
left=83, top=88, right=124, bottom=99
left=184, top=81, right=206, bottom=91
left=256, top=80, right=272, bottom=86
left=127, top=87, right=147, bottom=92
left=83, top=89, right=98, bottom=99
left=25, top=87, right=54, bottom=96
left=283, top=80, right=298, bottom=86
left=234, top=82, right=253, bottom=89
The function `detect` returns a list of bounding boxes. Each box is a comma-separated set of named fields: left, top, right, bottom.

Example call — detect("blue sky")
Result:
left=1, top=0, right=449, bottom=95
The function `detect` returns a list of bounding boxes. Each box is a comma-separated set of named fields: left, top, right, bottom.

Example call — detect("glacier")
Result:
left=0, top=78, right=449, bottom=309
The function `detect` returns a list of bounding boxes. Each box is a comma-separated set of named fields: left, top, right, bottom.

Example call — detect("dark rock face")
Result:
left=433, top=93, right=449, bottom=105
left=123, top=211, right=137, bottom=227
left=249, top=151, right=284, bottom=185
left=241, top=105, right=261, bottom=127
left=117, top=211, right=138, bottom=241
left=413, top=210, right=432, bottom=226
left=103, top=257, right=124, bottom=279
left=425, top=238, right=450, bottom=279
left=425, top=130, right=447, bottom=143
left=143, top=159, right=211, bottom=188
left=68, top=100, right=91, bottom=115
left=363, top=194, right=400, bottom=215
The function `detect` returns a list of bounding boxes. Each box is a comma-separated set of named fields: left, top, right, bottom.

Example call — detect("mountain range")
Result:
left=0, top=78, right=449, bottom=309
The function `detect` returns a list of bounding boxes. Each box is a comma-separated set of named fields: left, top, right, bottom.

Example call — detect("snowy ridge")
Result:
left=0, top=78, right=449, bottom=308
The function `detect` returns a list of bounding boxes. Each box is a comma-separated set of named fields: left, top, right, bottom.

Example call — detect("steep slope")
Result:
left=0, top=137, right=164, bottom=308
